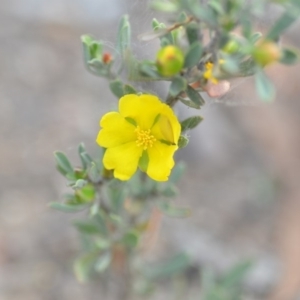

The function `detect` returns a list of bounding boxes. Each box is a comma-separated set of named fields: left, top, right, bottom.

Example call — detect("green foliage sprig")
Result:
left=52, top=0, right=299, bottom=298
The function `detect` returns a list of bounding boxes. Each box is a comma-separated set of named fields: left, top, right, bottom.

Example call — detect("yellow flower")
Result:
left=96, top=94, right=181, bottom=181
left=203, top=62, right=218, bottom=84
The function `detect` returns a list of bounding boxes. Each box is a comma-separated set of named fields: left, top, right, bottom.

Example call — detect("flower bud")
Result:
left=156, top=45, right=184, bottom=77
left=103, top=52, right=113, bottom=64
left=252, top=40, right=281, bottom=66
left=222, top=39, right=240, bottom=54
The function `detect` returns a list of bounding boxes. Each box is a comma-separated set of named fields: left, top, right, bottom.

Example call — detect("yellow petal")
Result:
left=151, top=105, right=181, bottom=144
left=96, top=112, right=136, bottom=148
left=146, top=142, right=178, bottom=181
left=119, top=94, right=163, bottom=129
left=103, top=142, right=143, bottom=180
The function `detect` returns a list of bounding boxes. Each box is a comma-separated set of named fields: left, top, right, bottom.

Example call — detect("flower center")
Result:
left=135, top=126, right=156, bottom=150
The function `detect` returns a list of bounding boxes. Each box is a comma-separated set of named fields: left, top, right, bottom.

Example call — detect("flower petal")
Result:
left=103, top=142, right=143, bottom=180
left=151, top=104, right=181, bottom=144
left=119, top=94, right=163, bottom=129
left=146, top=142, right=178, bottom=181
left=97, top=112, right=136, bottom=148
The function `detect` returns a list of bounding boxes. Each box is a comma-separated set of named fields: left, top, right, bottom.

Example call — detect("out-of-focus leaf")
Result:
left=179, top=97, right=201, bottom=109
left=139, top=63, right=162, bottom=79
left=144, top=253, right=190, bottom=280
left=49, top=202, right=88, bottom=213
left=266, top=10, right=298, bottom=40
left=180, top=115, right=203, bottom=132
left=116, top=15, right=131, bottom=56
left=169, top=77, right=187, bottom=97
left=73, top=179, right=87, bottom=190
left=280, top=48, right=299, bottom=65
left=255, top=69, right=275, bottom=102
left=74, top=252, right=98, bottom=282
left=178, top=135, right=189, bottom=149
left=123, top=84, right=137, bottom=94
left=250, top=32, right=262, bottom=44
left=158, top=201, right=191, bottom=218
left=76, top=184, right=96, bottom=203
left=220, top=260, right=252, bottom=288
left=78, top=143, right=88, bottom=169
left=109, top=79, right=124, bottom=98
left=186, top=22, right=199, bottom=45
left=74, top=220, right=101, bottom=235
left=95, top=237, right=110, bottom=250
left=88, top=162, right=102, bottom=183
left=54, top=151, right=74, bottom=177
left=184, top=41, right=203, bottom=68
left=151, top=1, right=179, bottom=13
left=186, top=85, right=205, bottom=106
left=95, top=252, right=111, bottom=273
left=169, top=162, right=186, bottom=184
left=123, top=230, right=139, bottom=248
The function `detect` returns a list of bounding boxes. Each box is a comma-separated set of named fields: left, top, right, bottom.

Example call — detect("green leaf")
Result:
left=186, top=85, right=205, bottom=106
left=159, top=201, right=191, bottom=218
left=76, top=184, right=96, bottom=203
left=255, top=69, right=275, bottom=102
left=169, top=77, right=187, bottom=97
left=81, top=35, right=93, bottom=63
left=49, top=202, right=88, bottom=213
left=74, top=220, right=101, bottom=235
left=186, top=23, right=199, bottom=45
left=280, top=48, right=299, bottom=65
left=152, top=18, right=161, bottom=30
left=95, top=237, right=110, bottom=250
left=250, top=32, right=262, bottom=44
left=73, top=179, right=87, bottom=190
left=184, top=41, right=203, bottom=68
left=95, top=252, right=111, bottom=273
left=54, top=151, right=74, bottom=177
left=78, top=143, right=88, bottom=169
left=180, top=115, right=203, bottom=132
left=169, top=161, right=186, bottom=184
left=160, top=37, right=172, bottom=47
left=160, top=184, right=178, bottom=197
left=179, top=97, right=201, bottom=109
left=123, top=84, right=137, bottom=94
left=74, top=252, right=98, bottom=282
left=178, top=136, right=189, bottom=148
left=208, top=0, right=224, bottom=14
left=266, top=10, right=298, bottom=40
left=144, top=253, right=190, bottom=280
left=105, top=182, right=126, bottom=212
left=109, top=79, right=124, bottom=98
left=139, top=63, right=161, bottom=79
left=88, top=59, right=107, bottom=76
left=88, top=162, right=102, bottom=183
left=151, top=1, right=179, bottom=12
left=80, top=152, right=93, bottom=168
left=116, top=15, right=131, bottom=56
left=186, top=2, right=217, bottom=27
left=220, top=260, right=252, bottom=289
left=123, top=231, right=139, bottom=248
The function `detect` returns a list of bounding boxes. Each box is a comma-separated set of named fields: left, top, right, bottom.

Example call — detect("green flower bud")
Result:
left=156, top=45, right=184, bottom=76
left=252, top=40, right=281, bottom=66
left=222, top=39, right=240, bottom=54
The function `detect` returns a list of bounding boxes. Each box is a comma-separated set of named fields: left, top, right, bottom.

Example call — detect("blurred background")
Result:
left=1, top=0, right=300, bottom=299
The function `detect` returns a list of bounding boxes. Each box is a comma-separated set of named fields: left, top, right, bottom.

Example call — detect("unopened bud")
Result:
left=222, top=39, right=240, bottom=54
left=156, top=45, right=184, bottom=77
left=253, top=40, right=281, bottom=66
left=103, top=52, right=113, bottom=64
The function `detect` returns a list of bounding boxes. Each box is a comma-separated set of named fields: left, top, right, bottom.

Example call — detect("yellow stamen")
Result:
left=203, top=62, right=218, bottom=84
left=135, top=126, right=156, bottom=150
